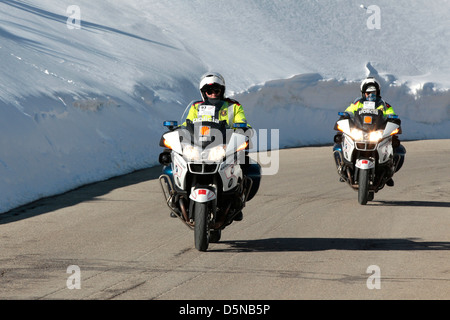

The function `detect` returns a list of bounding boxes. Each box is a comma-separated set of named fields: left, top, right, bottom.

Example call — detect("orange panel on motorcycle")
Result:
left=200, top=126, right=210, bottom=136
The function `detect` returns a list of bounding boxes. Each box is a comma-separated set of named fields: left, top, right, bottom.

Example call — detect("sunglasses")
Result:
left=204, top=88, right=222, bottom=95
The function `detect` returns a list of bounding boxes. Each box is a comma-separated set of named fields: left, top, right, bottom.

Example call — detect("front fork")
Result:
left=333, top=143, right=344, bottom=174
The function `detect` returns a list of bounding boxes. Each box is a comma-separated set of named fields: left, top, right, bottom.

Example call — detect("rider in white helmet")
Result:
left=337, top=77, right=405, bottom=186
left=346, top=77, right=396, bottom=116
left=183, top=72, right=250, bottom=128
left=180, top=72, right=258, bottom=221
left=198, top=72, right=226, bottom=101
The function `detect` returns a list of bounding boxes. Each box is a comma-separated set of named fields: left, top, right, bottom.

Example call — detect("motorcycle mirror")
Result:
left=163, top=120, right=178, bottom=131
left=163, top=120, right=178, bottom=127
left=233, top=122, right=248, bottom=129
left=158, top=151, right=172, bottom=166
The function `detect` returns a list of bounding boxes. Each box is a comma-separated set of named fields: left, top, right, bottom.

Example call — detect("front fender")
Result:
left=189, top=187, right=217, bottom=203
left=355, top=159, right=375, bottom=170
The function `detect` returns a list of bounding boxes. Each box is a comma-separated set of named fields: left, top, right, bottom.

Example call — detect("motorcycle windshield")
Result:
left=182, top=120, right=228, bottom=149
left=353, top=109, right=387, bottom=131
left=179, top=100, right=195, bottom=125
left=177, top=120, right=247, bottom=164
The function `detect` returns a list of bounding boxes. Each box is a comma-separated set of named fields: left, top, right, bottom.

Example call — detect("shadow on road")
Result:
left=0, top=166, right=163, bottom=225
left=212, top=237, right=450, bottom=253
left=370, top=200, right=450, bottom=208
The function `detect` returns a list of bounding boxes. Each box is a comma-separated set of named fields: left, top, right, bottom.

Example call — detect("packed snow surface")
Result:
left=0, top=0, right=449, bottom=213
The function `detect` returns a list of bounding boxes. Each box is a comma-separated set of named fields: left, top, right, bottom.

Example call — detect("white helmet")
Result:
left=199, top=72, right=226, bottom=101
left=360, top=77, right=380, bottom=97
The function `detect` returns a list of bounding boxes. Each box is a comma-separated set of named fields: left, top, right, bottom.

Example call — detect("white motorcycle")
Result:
left=333, top=102, right=405, bottom=205
left=158, top=117, right=260, bottom=251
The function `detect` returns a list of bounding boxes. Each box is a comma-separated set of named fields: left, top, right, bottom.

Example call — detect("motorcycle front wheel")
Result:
left=358, top=169, right=369, bottom=205
left=194, top=202, right=209, bottom=251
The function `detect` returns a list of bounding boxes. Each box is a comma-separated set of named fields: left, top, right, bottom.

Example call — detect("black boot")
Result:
left=234, top=211, right=243, bottom=221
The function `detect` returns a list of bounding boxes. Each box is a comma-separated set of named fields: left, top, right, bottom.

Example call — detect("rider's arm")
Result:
left=181, top=102, right=199, bottom=127
left=383, top=102, right=397, bottom=116
left=345, top=100, right=362, bottom=115
left=233, top=103, right=251, bottom=128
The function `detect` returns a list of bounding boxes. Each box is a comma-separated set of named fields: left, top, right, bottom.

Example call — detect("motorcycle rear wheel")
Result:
left=194, top=202, right=209, bottom=251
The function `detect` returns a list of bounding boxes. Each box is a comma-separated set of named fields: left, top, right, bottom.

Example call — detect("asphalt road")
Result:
left=1, top=139, right=449, bottom=300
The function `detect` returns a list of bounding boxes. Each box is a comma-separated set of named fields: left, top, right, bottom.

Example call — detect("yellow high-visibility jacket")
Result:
left=345, top=98, right=397, bottom=116
left=183, top=99, right=250, bottom=127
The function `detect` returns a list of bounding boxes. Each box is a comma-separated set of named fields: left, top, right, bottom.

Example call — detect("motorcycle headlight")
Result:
left=369, top=130, right=383, bottom=142
left=182, top=145, right=200, bottom=161
left=350, top=129, right=364, bottom=141
left=207, top=145, right=226, bottom=161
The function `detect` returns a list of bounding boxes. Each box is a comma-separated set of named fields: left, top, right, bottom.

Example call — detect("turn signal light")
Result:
left=163, top=139, right=172, bottom=149
left=237, top=141, right=249, bottom=152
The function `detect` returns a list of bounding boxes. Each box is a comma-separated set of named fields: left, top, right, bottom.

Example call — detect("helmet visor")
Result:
left=201, top=84, right=223, bottom=95
left=365, top=85, right=377, bottom=93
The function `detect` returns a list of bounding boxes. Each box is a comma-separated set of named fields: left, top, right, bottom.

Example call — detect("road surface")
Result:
left=1, top=139, right=449, bottom=300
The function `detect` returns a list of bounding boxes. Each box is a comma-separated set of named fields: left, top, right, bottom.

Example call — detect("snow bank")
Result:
left=0, top=0, right=449, bottom=213
left=237, top=64, right=450, bottom=148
